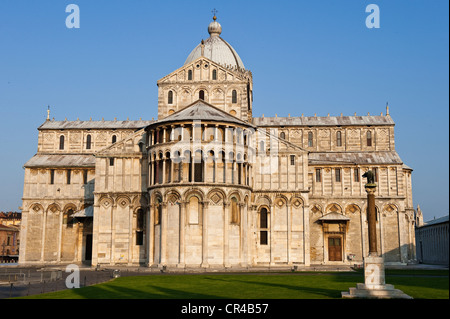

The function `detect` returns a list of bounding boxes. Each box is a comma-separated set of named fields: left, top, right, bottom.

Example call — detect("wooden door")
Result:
left=328, top=237, right=342, bottom=261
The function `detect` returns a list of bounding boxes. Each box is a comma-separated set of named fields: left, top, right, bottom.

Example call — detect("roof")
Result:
left=73, top=206, right=93, bottom=218
left=253, top=115, right=394, bottom=127
left=319, top=212, right=350, bottom=221
left=152, top=100, right=254, bottom=127
left=24, top=154, right=95, bottom=168
left=0, top=224, right=20, bottom=232
left=38, top=120, right=154, bottom=130
left=422, top=215, right=449, bottom=227
left=308, top=151, right=403, bottom=165
left=184, top=18, right=245, bottom=70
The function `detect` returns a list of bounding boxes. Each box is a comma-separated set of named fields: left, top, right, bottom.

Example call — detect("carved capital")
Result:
left=365, top=185, right=377, bottom=194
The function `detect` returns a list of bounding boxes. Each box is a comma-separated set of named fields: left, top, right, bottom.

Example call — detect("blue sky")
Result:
left=0, top=0, right=448, bottom=222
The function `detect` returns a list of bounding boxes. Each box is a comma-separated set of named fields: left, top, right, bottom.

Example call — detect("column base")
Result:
left=342, top=283, right=412, bottom=299
left=342, top=256, right=412, bottom=299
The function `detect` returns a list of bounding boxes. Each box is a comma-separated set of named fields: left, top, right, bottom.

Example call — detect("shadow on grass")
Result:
left=67, top=283, right=224, bottom=299
left=19, top=271, right=448, bottom=300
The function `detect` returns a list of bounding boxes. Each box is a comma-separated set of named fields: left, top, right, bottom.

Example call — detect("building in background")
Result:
left=0, top=212, right=21, bottom=262
left=415, top=214, right=449, bottom=266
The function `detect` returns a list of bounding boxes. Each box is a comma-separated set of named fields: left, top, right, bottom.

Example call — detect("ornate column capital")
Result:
left=365, top=184, right=377, bottom=194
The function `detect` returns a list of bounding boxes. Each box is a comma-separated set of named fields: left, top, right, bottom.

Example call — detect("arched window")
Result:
left=308, top=131, right=313, bottom=147
left=367, top=131, right=372, bottom=146
left=188, top=70, right=193, bottom=80
left=199, top=90, right=205, bottom=100
left=231, top=197, right=239, bottom=224
left=315, top=168, right=322, bottom=182
left=112, top=135, right=117, bottom=144
left=50, top=169, right=55, bottom=184
left=64, top=209, right=74, bottom=228
left=232, top=90, right=237, bottom=103
left=212, top=69, right=217, bottom=80
left=168, top=90, right=173, bottom=104
left=83, top=170, right=88, bottom=184
left=336, top=131, right=342, bottom=147
left=335, top=168, right=341, bottom=182
left=194, top=150, right=203, bottom=182
left=59, top=135, right=65, bottom=150
left=280, top=132, right=285, bottom=139
left=165, top=151, right=171, bottom=183
left=86, top=134, right=92, bottom=149
left=260, top=141, right=265, bottom=152
left=259, top=208, right=269, bottom=245
left=220, top=151, right=226, bottom=183
left=136, top=208, right=145, bottom=245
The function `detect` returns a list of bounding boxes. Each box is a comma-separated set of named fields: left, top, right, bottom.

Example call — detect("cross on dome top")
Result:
left=208, top=9, right=222, bottom=37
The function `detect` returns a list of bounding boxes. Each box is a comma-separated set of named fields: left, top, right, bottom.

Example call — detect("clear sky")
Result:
left=0, top=1, right=448, bottom=222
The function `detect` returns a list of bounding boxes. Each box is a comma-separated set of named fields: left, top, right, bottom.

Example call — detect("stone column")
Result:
left=162, top=156, right=166, bottom=184
left=366, top=184, right=377, bottom=256
left=223, top=201, right=230, bottom=267
left=286, top=202, right=292, bottom=265
left=146, top=205, right=153, bottom=267
left=241, top=201, right=248, bottom=267
left=40, top=209, right=47, bottom=262
left=363, top=182, right=386, bottom=288
left=178, top=201, right=186, bottom=267
left=57, top=210, right=63, bottom=262
left=160, top=202, right=168, bottom=265
left=201, top=201, right=209, bottom=268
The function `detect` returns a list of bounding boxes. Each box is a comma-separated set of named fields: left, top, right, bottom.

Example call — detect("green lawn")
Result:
left=16, top=270, right=449, bottom=299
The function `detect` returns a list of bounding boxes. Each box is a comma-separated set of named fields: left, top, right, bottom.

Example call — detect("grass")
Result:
left=16, top=269, right=449, bottom=299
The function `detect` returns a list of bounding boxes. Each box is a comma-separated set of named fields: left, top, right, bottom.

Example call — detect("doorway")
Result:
left=85, top=234, right=92, bottom=261
left=328, top=237, right=342, bottom=261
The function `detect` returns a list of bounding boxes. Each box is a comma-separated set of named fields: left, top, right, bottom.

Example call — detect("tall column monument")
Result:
left=342, top=170, right=412, bottom=299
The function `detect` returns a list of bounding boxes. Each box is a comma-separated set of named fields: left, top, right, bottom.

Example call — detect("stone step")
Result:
left=342, top=285, right=413, bottom=299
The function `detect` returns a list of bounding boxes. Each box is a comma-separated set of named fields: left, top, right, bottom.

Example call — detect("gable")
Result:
left=95, top=129, right=147, bottom=157
left=157, top=57, right=248, bottom=85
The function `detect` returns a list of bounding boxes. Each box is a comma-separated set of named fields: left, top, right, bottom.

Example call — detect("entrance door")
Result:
left=85, top=234, right=92, bottom=261
left=328, top=237, right=342, bottom=261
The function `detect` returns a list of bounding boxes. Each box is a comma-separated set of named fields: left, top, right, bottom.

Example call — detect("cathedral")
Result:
left=19, top=16, right=417, bottom=268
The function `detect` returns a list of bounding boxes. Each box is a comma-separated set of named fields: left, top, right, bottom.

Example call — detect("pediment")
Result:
left=95, top=129, right=146, bottom=156
left=157, top=57, right=248, bottom=85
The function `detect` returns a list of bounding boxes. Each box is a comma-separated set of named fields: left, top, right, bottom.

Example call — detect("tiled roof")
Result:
left=38, top=120, right=154, bottom=130
left=253, top=115, right=394, bottom=127
left=152, top=100, right=254, bottom=127
left=24, top=154, right=95, bottom=168
left=319, top=212, right=351, bottom=221
left=308, top=151, right=403, bottom=165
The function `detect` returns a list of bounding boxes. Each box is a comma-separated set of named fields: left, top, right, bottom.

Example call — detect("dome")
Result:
left=184, top=17, right=245, bottom=70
